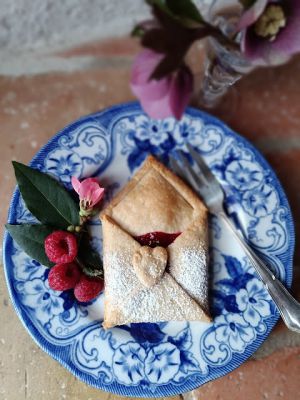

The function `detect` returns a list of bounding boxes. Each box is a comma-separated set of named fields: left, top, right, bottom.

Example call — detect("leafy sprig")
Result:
left=6, top=162, right=103, bottom=277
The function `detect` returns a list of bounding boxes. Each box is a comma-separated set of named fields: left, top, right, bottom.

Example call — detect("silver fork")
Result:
left=170, top=144, right=300, bottom=333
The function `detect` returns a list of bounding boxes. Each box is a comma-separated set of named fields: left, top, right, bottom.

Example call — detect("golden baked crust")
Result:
left=100, top=156, right=211, bottom=328
left=132, top=246, right=167, bottom=288
left=101, top=215, right=210, bottom=329
left=168, top=215, right=209, bottom=313
left=101, top=155, right=207, bottom=236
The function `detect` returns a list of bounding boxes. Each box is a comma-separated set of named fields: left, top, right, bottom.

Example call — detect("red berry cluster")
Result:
left=45, top=231, right=103, bottom=302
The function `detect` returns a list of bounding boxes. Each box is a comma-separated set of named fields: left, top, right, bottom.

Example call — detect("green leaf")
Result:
left=131, top=25, right=146, bottom=38
left=147, top=0, right=171, bottom=16
left=166, top=0, right=203, bottom=24
left=78, top=234, right=104, bottom=279
left=147, top=0, right=204, bottom=27
left=82, top=265, right=104, bottom=279
left=13, top=161, right=79, bottom=229
left=239, top=0, right=256, bottom=8
left=6, top=224, right=55, bottom=267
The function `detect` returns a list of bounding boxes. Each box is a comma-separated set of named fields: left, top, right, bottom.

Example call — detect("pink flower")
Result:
left=237, top=0, right=300, bottom=65
left=71, top=177, right=105, bottom=211
left=130, top=49, right=193, bottom=120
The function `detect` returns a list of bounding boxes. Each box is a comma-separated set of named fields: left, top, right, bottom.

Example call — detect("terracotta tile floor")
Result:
left=0, top=38, right=299, bottom=400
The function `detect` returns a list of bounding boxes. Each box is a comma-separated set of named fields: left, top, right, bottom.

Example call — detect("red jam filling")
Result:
left=135, top=231, right=181, bottom=248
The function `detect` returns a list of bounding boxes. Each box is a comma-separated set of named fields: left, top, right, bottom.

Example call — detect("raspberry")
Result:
left=48, top=262, right=82, bottom=291
left=74, top=275, right=104, bottom=302
left=45, top=230, right=78, bottom=263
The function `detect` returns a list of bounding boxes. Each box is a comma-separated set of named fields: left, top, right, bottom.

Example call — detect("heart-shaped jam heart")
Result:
left=132, top=246, right=167, bottom=288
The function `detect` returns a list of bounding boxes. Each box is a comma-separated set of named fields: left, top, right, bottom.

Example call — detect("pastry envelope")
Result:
left=100, top=155, right=211, bottom=329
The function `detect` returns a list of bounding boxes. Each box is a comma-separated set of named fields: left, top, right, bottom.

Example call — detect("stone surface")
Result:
left=212, top=54, right=300, bottom=145
left=0, top=68, right=134, bottom=241
left=0, top=274, right=179, bottom=400
left=0, top=37, right=300, bottom=399
left=264, top=150, right=300, bottom=269
left=183, top=347, right=300, bottom=400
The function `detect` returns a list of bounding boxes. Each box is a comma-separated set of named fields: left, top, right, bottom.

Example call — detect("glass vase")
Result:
left=199, top=1, right=253, bottom=108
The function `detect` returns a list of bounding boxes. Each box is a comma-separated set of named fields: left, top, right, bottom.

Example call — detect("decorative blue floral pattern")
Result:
left=46, top=148, right=82, bottom=184
left=145, top=343, right=180, bottom=384
left=201, top=253, right=272, bottom=365
left=242, top=183, right=279, bottom=217
left=111, top=323, right=200, bottom=386
left=224, top=160, right=264, bottom=191
left=236, top=278, right=271, bottom=327
left=17, top=276, right=65, bottom=325
left=134, top=115, right=176, bottom=146
left=214, top=314, right=255, bottom=352
left=12, top=250, right=44, bottom=281
left=113, top=113, right=224, bottom=172
left=113, top=342, right=146, bottom=385
left=3, top=103, right=294, bottom=397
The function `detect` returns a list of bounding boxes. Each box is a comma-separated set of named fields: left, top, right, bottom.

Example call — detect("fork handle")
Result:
left=218, top=212, right=300, bottom=333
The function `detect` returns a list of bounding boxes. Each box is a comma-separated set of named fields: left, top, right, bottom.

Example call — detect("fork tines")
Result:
left=185, top=143, right=213, bottom=183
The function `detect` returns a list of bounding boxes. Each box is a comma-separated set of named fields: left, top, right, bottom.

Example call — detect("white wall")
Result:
left=0, top=0, right=150, bottom=52
left=0, top=0, right=211, bottom=75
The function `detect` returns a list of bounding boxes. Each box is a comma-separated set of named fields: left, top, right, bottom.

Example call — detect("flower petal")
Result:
left=169, top=66, right=193, bottom=120
left=130, top=49, right=170, bottom=101
left=85, top=177, right=100, bottom=184
left=79, top=180, right=104, bottom=206
left=215, top=325, right=229, bottom=343
left=71, top=176, right=81, bottom=194
left=255, top=299, right=271, bottom=317
left=237, top=0, right=268, bottom=31
left=246, top=277, right=263, bottom=297
left=227, top=313, right=247, bottom=327
left=241, top=0, right=300, bottom=64
left=240, top=324, right=255, bottom=344
left=140, top=93, right=173, bottom=120
left=241, top=28, right=290, bottom=65
left=271, top=0, right=300, bottom=56
left=236, top=288, right=248, bottom=312
left=214, top=314, right=227, bottom=328
left=91, top=187, right=105, bottom=205
left=229, top=330, right=245, bottom=352
left=243, top=305, right=261, bottom=327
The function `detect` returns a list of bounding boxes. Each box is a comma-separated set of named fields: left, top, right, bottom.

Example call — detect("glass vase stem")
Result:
left=200, top=38, right=252, bottom=108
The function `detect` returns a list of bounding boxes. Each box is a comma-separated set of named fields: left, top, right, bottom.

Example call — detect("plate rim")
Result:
left=3, top=101, right=295, bottom=397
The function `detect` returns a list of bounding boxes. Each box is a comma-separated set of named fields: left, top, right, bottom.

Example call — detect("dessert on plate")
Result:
left=101, top=155, right=211, bottom=328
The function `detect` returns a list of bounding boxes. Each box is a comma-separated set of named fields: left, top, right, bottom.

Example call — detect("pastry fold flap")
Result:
left=168, top=214, right=209, bottom=314
left=102, top=215, right=211, bottom=329
left=101, top=155, right=207, bottom=236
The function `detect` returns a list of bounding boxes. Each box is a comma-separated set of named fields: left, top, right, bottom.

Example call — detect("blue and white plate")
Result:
left=3, top=102, right=294, bottom=397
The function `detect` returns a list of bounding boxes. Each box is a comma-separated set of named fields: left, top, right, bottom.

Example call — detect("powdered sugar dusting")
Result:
left=170, top=245, right=208, bottom=310
left=104, top=250, right=206, bottom=326
left=147, top=262, right=165, bottom=280
left=104, top=251, right=138, bottom=299
left=121, top=274, right=204, bottom=322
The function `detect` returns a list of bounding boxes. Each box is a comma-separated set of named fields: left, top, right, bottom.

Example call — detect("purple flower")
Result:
left=71, top=176, right=105, bottom=212
left=237, top=0, right=300, bottom=65
left=130, top=49, right=193, bottom=120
